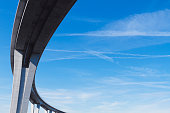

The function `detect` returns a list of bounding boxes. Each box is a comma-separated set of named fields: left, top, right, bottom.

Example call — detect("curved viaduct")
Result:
left=10, top=0, right=76, bottom=113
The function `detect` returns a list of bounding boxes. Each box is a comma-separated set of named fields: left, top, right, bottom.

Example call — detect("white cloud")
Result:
left=64, top=31, right=170, bottom=37
left=37, top=10, right=170, bottom=113
left=125, top=66, right=158, bottom=77
left=90, top=101, right=127, bottom=113
left=100, top=77, right=170, bottom=89
left=85, top=50, right=114, bottom=62
left=45, top=55, right=89, bottom=61
left=37, top=87, right=170, bottom=113
left=61, top=9, right=170, bottom=37
left=38, top=88, right=101, bottom=104
left=45, top=49, right=114, bottom=62
left=36, top=72, right=170, bottom=113
left=45, top=49, right=148, bottom=56
left=44, top=49, right=170, bottom=62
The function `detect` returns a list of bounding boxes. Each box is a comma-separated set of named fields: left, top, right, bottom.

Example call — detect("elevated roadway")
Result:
left=10, top=0, right=76, bottom=113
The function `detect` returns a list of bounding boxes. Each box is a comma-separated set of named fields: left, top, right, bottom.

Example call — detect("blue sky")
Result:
left=1, top=0, right=170, bottom=113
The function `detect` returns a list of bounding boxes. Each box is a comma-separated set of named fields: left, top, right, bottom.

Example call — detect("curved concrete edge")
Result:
left=10, top=0, right=77, bottom=73
left=30, top=81, right=65, bottom=113
left=10, top=0, right=28, bottom=72
left=10, top=0, right=77, bottom=113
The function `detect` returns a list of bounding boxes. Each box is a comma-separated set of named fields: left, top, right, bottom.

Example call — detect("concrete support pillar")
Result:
left=31, top=103, right=35, bottom=113
left=35, top=104, right=40, bottom=113
left=45, top=110, right=49, bottom=113
left=10, top=50, right=39, bottom=113
left=49, top=110, right=52, bottom=113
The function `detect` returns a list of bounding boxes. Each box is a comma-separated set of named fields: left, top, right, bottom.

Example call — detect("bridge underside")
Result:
left=10, top=0, right=76, bottom=113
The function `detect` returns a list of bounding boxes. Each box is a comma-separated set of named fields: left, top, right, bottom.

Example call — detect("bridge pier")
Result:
left=10, top=50, right=39, bottom=113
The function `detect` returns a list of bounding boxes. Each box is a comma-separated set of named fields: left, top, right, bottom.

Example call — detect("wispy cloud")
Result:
left=36, top=65, right=170, bottom=113
left=38, top=88, right=101, bottom=104
left=37, top=85, right=170, bottom=113
left=100, top=77, right=170, bottom=89
left=85, top=50, right=114, bottom=62
left=44, top=49, right=170, bottom=62
left=46, top=49, right=148, bottom=56
left=91, top=101, right=127, bottom=113
left=45, top=49, right=114, bottom=62
left=61, top=31, right=170, bottom=37
left=37, top=88, right=128, bottom=113
left=111, top=55, right=170, bottom=59
left=125, top=66, right=158, bottom=77
left=45, top=55, right=90, bottom=61
left=59, top=9, right=170, bottom=37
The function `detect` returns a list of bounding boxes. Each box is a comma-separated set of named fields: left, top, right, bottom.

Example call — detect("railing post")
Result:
left=35, top=104, right=40, bottom=113
left=31, top=103, right=34, bottom=113
left=45, top=110, right=49, bottom=113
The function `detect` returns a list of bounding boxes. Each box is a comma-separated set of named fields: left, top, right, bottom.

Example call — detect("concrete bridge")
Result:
left=10, top=0, right=76, bottom=113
